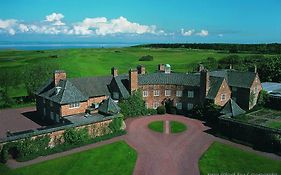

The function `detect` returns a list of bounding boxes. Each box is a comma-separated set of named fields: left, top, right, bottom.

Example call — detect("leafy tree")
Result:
left=257, top=90, right=270, bottom=107
left=63, top=128, right=90, bottom=145
left=109, top=117, right=123, bottom=132
left=119, top=90, right=147, bottom=118
left=157, top=105, right=166, bottom=114
left=23, top=62, right=59, bottom=97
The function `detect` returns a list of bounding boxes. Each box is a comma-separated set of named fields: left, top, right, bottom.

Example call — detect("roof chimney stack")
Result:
left=111, top=67, right=118, bottom=77
left=158, top=64, right=165, bottom=72
left=54, top=70, right=66, bottom=86
left=129, top=69, right=138, bottom=94
left=137, top=65, right=145, bottom=74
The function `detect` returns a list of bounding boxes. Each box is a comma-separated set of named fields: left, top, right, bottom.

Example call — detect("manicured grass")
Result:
left=266, top=121, right=281, bottom=129
left=170, top=121, right=187, bottom=133
left=0, top=47, right=272, bottom=97
left=0, top=141, right=137, bottom=175
left=199, top=142, right=281, bottom=175
left=148, top=121, right=164, bottom=133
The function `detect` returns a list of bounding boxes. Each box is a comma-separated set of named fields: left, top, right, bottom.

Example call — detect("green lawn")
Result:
left=199, top=142, right=281, bottom=175
left=0, top=141, right=137, bottom=175
left=148, top=121, right=164, bottom=133
left=170, top=121, right=187, bottom=133
left=266, top=121, right=281, bottom=129
left=0, top=47, right=271, bottom=97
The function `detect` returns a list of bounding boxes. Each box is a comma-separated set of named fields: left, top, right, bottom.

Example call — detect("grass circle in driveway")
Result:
left=170, top=120, right=187, bottom=133
left=148, top=121, right=164, bottom=133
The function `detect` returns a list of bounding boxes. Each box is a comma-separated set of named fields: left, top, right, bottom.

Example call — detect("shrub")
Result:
left=147, top=108, right=157, bottom=115
left=157, top=105, right=166, bottom=114
left=0, top=146, right=8, bottom=163
left=139, top=55, right=153, bottom=61
left=63, top=128, right=90, bottom=145
left=109, top=117, right=123, bottom=133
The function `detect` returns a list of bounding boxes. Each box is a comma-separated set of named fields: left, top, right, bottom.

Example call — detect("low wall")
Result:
left=0, top=115, right=117, bottom=150
left=218, top=116, right=281, bottom=153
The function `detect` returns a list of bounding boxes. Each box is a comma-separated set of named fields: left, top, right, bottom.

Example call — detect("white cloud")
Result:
left=218, top=34, right=223, bottom=37
left=181, top=28, right=194, bottom=36
left=74, top=16, right=160, bottom=36
left=196, top=29, right=208, bottom=37
left=45, top=13, right=65, bottom=26
left=0, top=13, right=165, bottom=36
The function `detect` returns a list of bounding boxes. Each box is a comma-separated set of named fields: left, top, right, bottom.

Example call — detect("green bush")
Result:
left=139, top=55, right=153, bottom=61
left=63, top=128, right=90, bottom=145
left=109, top=117, right=123, bottom=133
left=0, top=146, right=8, bottom=163
left=147, top=108, right=157, bottom=115
left=157, top=105, right=166, bottom=114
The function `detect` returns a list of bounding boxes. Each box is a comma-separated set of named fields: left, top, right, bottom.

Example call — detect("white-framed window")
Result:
left=188, top=91, right=194, bottom=98
left=145, top=102, right=148, bottom=108
left=221, top=94, right=226, bottom=101
left=176, top=102, right=182, bottom=110
left=69, top=102, right=80, bottom=109
left=43, top=107, right=46, bottom=116
left=153, top=102, right=160, bottom=109
left=143, top=90, right=148, bottom=97
left=176, top=90, right=182, bottom=97
left=165, top=90, right=171, bottom=96
left=154, top=90, right=160, bottom=96
left=187, top=103, right=193, bottom=110
left=232, top=87, right=237, bottom=92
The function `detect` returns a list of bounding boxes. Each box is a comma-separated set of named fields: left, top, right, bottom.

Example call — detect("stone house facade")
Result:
left=35, top=64, right=262, bottom=123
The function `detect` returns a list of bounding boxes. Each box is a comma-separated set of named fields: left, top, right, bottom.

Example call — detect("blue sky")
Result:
left=0, top=0, right=280, bottom=43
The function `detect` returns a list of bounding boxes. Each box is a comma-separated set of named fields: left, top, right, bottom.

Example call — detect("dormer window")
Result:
left=164, top=64, right=171, bottom=74
left=55, top=86, right=62, bottom=95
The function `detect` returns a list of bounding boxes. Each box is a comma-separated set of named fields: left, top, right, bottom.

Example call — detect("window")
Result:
left=143, top=90, right=148, bottom=97
left=43, top=98, right=45, bottom=104
left=221, top=94, right=226, bottom=101
left=232, top=87, right=237, bottom=92
left=187, top=103, right=193, bottom=110
left=153, top=102, right=159, bottom=109
left=176, top=90, right=182, bottom=97
left=188, top=91, right=194, bottom=98
left=43, top=107, right=46, bottom=116
left=165, top=90, right=171, bottom=96
left=176, top=103, right=182, bottom=109
left=69, top=102, right=80, bottom=109
left=145, top=103, right=148, bottom=108
left=153, top=90, right=160, bottom=96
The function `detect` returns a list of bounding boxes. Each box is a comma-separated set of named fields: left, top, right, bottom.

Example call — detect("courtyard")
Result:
left=1, top=114, right=280, bottom=175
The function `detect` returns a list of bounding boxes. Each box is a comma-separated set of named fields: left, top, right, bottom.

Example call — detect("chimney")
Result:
left=111, top=67, right=118, bottom=77
left=199, top=69, right=210, bottom=103
left=137, top=65, right=145, bottom=74
left=54, top=70, right=66, bottom=86
left=129, top=69, right=138, bottom=94
left=198, top=64, right=204, bottom=72
left=254, top=65, right=257, bottom=73
left=158, top=64, right=165, bottom=72
left=164, top=64, right=171, bottom=74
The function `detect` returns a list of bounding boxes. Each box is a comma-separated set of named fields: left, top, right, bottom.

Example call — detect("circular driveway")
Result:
left=124, top=114, right=214, bottom=175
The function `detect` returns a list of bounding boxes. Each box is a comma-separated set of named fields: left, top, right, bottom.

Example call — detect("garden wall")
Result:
left=218, top=116, right=281, bottom=154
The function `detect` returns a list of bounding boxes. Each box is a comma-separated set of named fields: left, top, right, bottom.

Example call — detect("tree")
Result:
left=118, top=90, right=147, bottom=118
left=257, top=90, right=270, bottom=107
left=23, top=62, right=60, bottom=98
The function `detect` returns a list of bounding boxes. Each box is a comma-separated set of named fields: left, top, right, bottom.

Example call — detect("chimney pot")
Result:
left=137, top=65, right=145, bottom=74
left=111, top=67, right=118, bottom=77
left=54, top=70, right=66, bottom=86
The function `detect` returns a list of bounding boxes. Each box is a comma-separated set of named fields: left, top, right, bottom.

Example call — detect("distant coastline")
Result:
left=0, top=42, right=140, bottom=51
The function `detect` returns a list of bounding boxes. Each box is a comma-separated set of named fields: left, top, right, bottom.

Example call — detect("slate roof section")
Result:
left=209, top=69, right=256, bottom=88
left=69, top=76, right=112, bottom=97
left=138, top=72, right=200, bottom=86
left=221, top=99, right=246, bottom=117
left=109, top=75, right=130, bottom=99
left=206, top=76, right=224, bottom=99
left=99, top=98, right=121, bottom=115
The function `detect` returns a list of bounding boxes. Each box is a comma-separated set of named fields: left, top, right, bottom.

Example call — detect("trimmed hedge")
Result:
left=157, top=105, right=166, bottom=114
left=139, top=55, right=153, bottom=61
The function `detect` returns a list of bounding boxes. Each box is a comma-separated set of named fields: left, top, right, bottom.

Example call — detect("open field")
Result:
left=0, top=47, right=275, bottom=97
left=199, top=142, right=281, bottom=174
left=0, top=141, right=137, bottom=175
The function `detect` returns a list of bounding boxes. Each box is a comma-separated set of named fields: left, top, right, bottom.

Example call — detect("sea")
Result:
left=0, top=42, right=140, bottom=51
